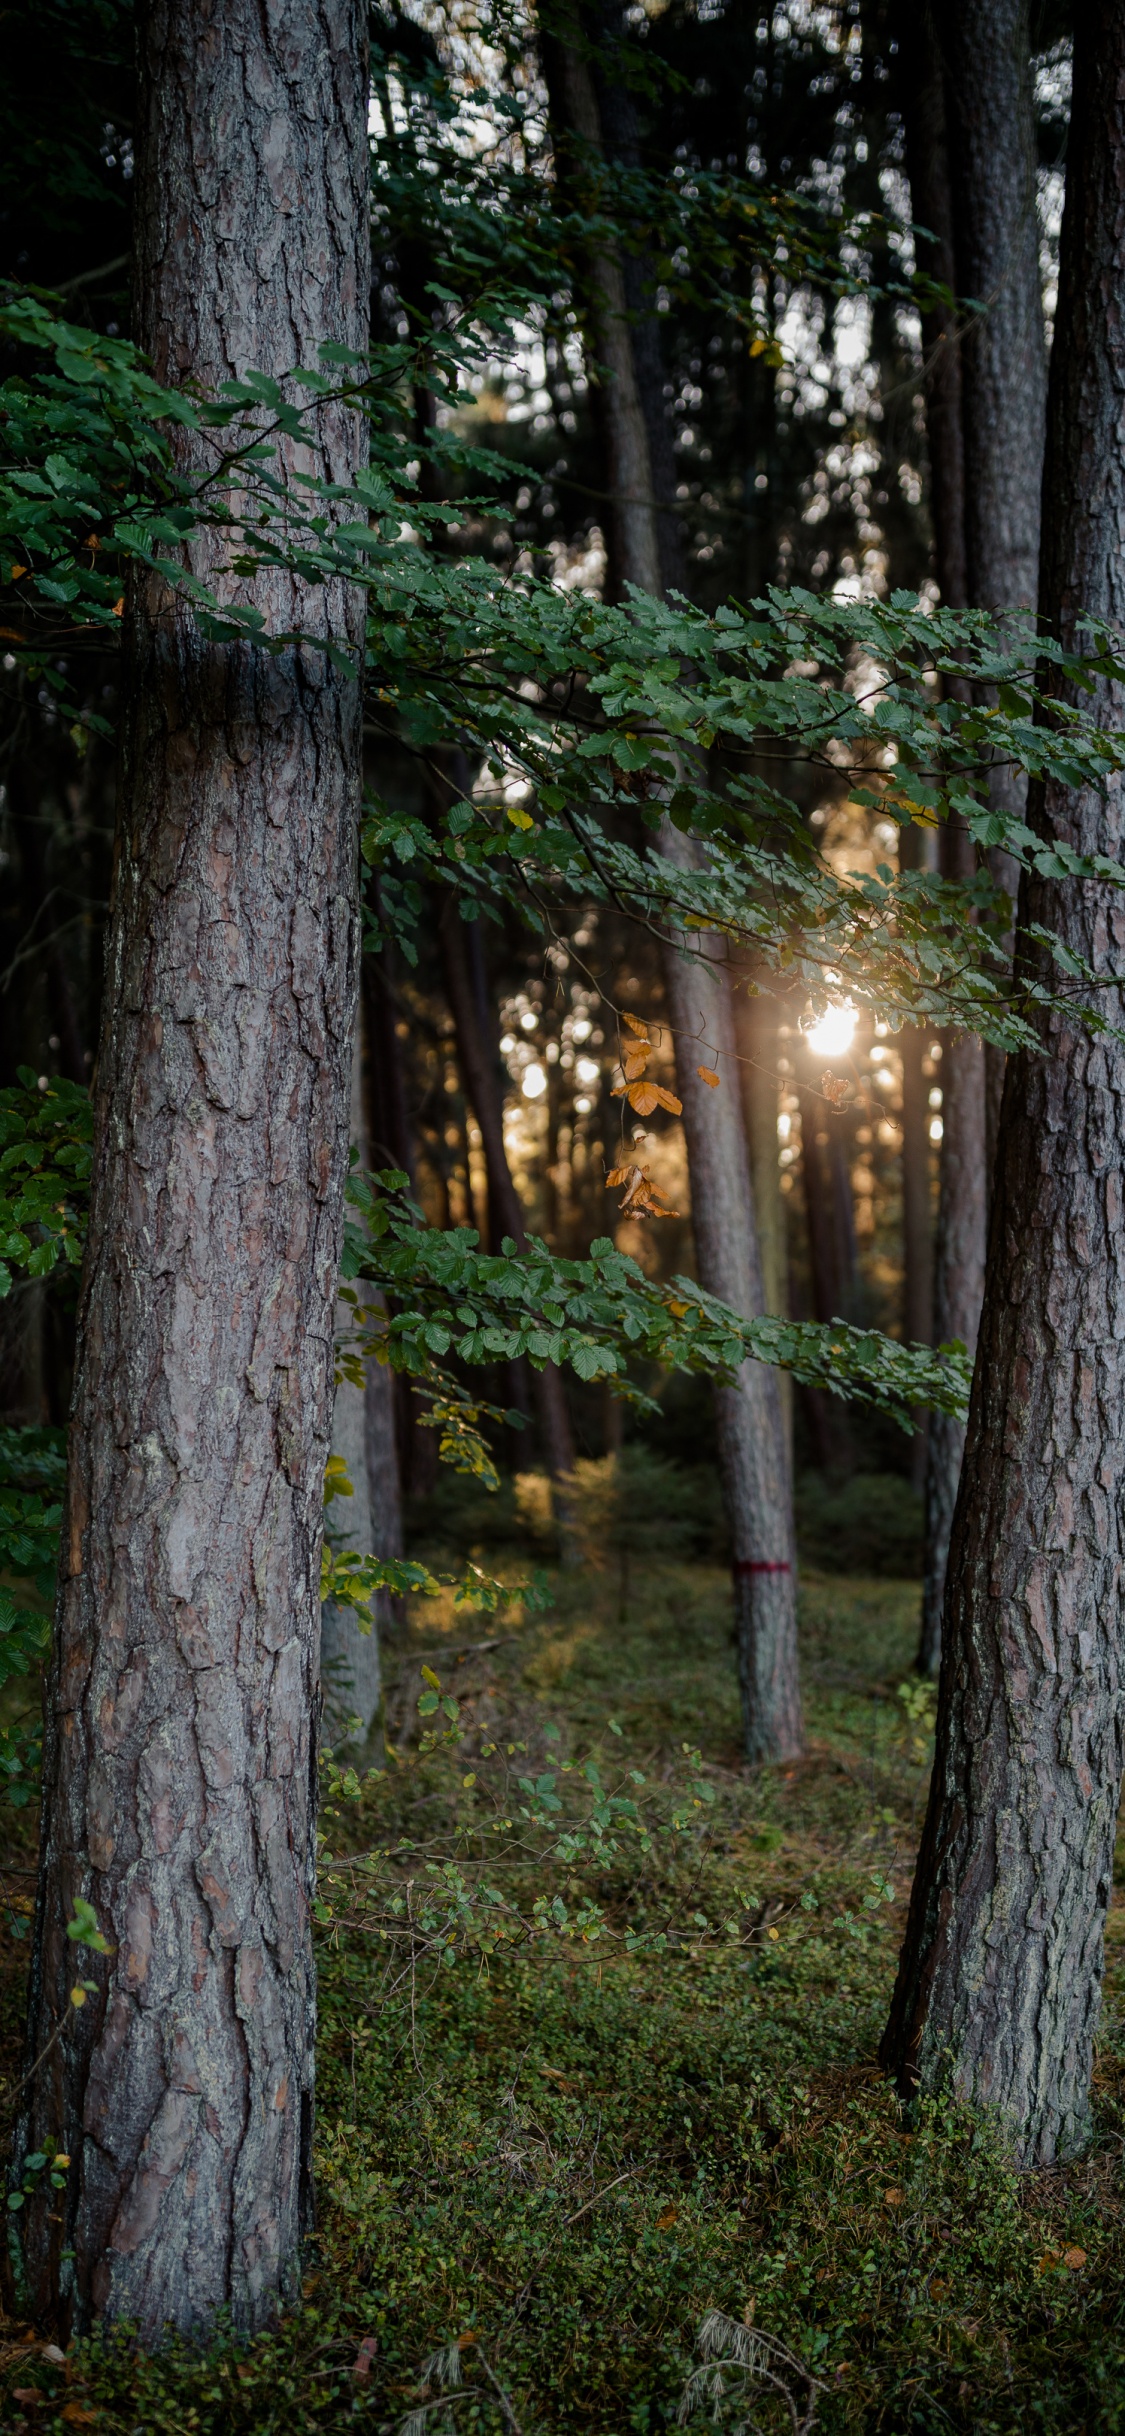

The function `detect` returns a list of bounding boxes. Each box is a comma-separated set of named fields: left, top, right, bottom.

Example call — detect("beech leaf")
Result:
left=697, top=1065, right=720, bottom=1088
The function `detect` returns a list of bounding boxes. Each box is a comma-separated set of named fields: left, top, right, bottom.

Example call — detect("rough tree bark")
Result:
left=882, top=3, right=1125, bottom=2161
left=544, top=3, right=802, bottom=1758
left=943, top=0, right=1048, bottom=1167
left=14, top=0, right=369, bottom=2337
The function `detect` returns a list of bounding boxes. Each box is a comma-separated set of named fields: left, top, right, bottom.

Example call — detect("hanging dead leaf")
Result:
left=622, top=1044, right=652, bottom=1080
left=697, top=1065, right=720, bottom=1088
left=621, top=1011, right=650, bottom=1037
left=624, top=1081, right=661, bottom=1116
left=605, top=1164, right=633, bottom=1188
left=822, top=1072, right=850, bottom=1107
left=650, top=1083, right=682, bottom=1115
left=613, top=1161, right=679, bottom=1219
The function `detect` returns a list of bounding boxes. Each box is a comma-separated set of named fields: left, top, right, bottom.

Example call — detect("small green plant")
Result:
left=897, top=1672, right=938, bottom=1764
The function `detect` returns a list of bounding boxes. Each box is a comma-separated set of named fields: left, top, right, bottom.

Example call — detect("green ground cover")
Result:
left=1, top=1544, right=1123, bottom=2432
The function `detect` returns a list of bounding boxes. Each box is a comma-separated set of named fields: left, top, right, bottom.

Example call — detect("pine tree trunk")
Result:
left=900, top=1027, right=933, bottom=1494
left=918, top=1022, right=986, bottom=1675
left=737, top=987, right=791, bottom=1453
left=882, top=5, right=1125, bottom=2161
left=895, top=0, right=968, bottom=621
left=542, top=6, right=801, bottom=1753
left=438, top=896, right=579, bottom=1554
left=321, top=1007, right=388, bottom=1750
left=797, top=1083, right=853, bottom=1476
left=943, top=0, right=1048, bottom=1163
left=13, top=0, right=369, bottom=2338
left=661, top=859, right=802, bottom=1764
left=899, top=1, right=990, bottom=1661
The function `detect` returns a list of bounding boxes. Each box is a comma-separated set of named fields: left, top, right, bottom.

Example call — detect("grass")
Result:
left=2, top=1542, right=1124, bottom=2432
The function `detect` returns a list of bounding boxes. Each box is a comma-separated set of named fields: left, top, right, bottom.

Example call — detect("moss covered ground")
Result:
left=2, top=1545, right=1124, bottom=2432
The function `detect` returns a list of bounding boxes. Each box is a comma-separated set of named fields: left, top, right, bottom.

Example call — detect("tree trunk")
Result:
left=542, top=5, right=801, bottom=1754
left=882, top=4, right=1125, bottom=2162
left=438, top=896, right=579, bottom=1553
left=737, top=986, right=791, bottom=1453
left=895, top=0, right=969, bottom=622
left=662, top=907, right=802, bottom=1764
left=797, top=1083, right=854, bottom=1475
left=539, top=10, right=662, bottom=601
left=943, top=0, right=1048, bottom=1165
left=14, top=0, right=369, bottom=2339
left=918, top=1020, right=986, bottom=1676
left=322, top=1005, right=394, bottom=1751
left=898, top=2, right=991, bottom=1661
left=900, top=1026, right=933, bottom=1494
left=363, top=887, right=418, bottom=1194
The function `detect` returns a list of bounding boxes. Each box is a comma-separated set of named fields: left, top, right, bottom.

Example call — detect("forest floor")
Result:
left=1, top=1543, right=1124, bottom=2432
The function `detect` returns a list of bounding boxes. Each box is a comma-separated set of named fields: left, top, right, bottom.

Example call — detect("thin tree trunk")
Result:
left=943, top=0, right=1048, bottom=1167
left=737, top=986, right=791, bottom=1453
left=363, top=887, right=418, bottom=1193
left=797, top=1083, right=853, bottom=1476
left=882, top=6, right=1125, bottom=2161
left=14, top=0, right=369, bottom=2338
left=899, top=1, right=990, bottom=1660
left=918, top=1020, right=986, bottom=1676
left=438, top=896, right=579, bottom=1554
left=663, top=905, right=802, bottom=1763
left=321, top=1006, right=389, bottom=1750
left=543, top=5, right=801, bottom=1754
left=896, top=0, right=969, bottom=621
left=900, top=1022, right=933, bottom=1494
left=540, top=10, right=662, bottom=600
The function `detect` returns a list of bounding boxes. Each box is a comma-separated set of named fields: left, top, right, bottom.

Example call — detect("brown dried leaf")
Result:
left=626, top=1081, right=661, bottom=1116
left=696, top=1065, right=720, bottom=1088
left=656, top=2204, right=679, bottom=2230
left=1062, top=2246, right=1088, bottom=2271
left=621, top=1011, right=651, bottom=1037
left=651, top=1084, right=682, bottom=1115
left=605, top=1165, right=633, bottom=1188
left=822, top=1072, right=850, bottom=1107
left=622, top=1044, right=652, bottom=1080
